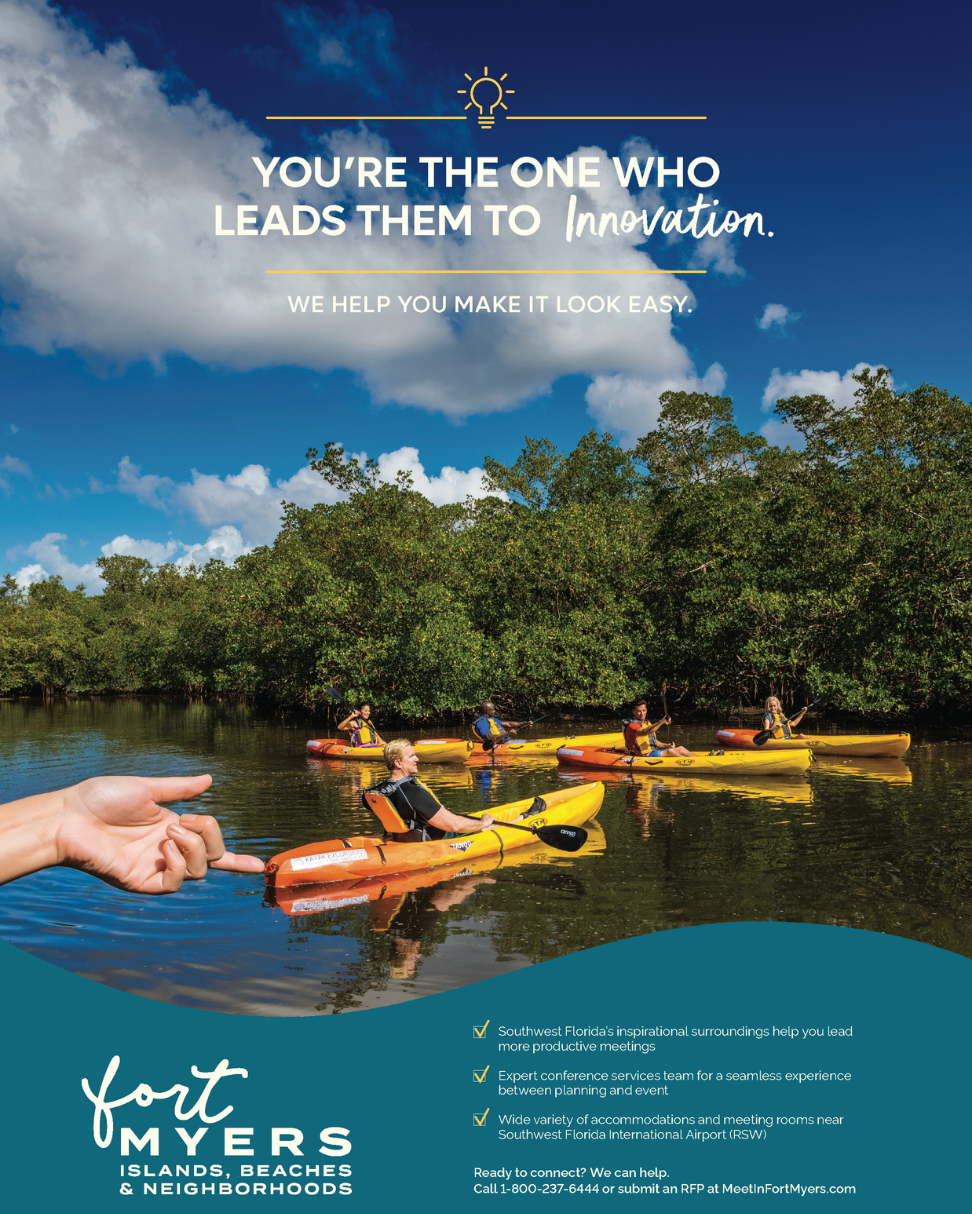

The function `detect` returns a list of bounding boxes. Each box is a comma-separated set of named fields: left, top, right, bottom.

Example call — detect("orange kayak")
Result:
left=267, top=822, right=608, bottom=921
left=266, top=782, right=604, bottom=888
left=307, top=738, right=472, bottom=763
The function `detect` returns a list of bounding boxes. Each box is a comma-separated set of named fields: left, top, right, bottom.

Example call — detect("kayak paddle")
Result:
left=465, top=813, right=588, bottom=853
left=752, top=697, right=824, bottom=746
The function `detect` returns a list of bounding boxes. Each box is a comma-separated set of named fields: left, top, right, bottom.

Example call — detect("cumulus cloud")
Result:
left=100, top=534, right=181, bottom=563
left=11, top=532, right=102, bottom=588
left=113, top=447, right=497, bottom=546
left=0, top=0, right=732, bottom=416
left=757, top=303, right=797, bottom=331
left=9, top=445, right=502, bottom=587
left=11, top=526, right=255, bottom=590
left=584, top=363, right=728, bottom=446
left=759, top=362, right=890, bottom=447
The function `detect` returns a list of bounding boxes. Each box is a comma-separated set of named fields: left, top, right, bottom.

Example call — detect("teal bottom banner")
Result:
left=2, top=922, right=967, bottom=1211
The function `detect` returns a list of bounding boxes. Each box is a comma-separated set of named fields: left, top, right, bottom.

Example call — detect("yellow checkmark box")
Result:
left=474, top=1109, right=490, bottom=1126
left=473, top=1019, right=490, bottom=1038
left=473, top=1066, right=490, bottom=1083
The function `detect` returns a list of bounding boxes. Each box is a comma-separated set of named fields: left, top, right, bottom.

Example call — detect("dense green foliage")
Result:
left=2, top=369, right=970, bottom=718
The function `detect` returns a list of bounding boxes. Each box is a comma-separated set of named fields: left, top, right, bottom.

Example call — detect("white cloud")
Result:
left=371, top=448, right=499, bottom=507
left=11, top=525, right=251, bottom=589
left=174, top=525, right=249, bottom=568
left=100, top=534, right=180, bottom=563
left=688, top=235, right=744, bottom=277
left=14, top=562, right=45, bottom=587
left=11, top=532, right=102, bottom=587
left=0, top=453, right=30, bottom=493
left=759, top=362, right=890, bottom=447
left=0, top=1, right=728, bottom=417
left=584, top=363, right=728, bottom=446
left=757, top=303, right=797, bottom=331
left=115, top=448, right=499, bottom=544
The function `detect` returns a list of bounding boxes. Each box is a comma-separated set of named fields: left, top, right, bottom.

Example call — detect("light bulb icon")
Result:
left=457, top=67, right=514, bottom=129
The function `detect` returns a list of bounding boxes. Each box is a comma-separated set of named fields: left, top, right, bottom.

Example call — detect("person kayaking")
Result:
left=368, top=739, right=501, bottom=840
left=473, top=701, right=533, bottom=751
left=622, top=698, right=696, bottom=758
left=337, top=702, right=385, bottom=747
left=762, top=696, right=809, bottom=740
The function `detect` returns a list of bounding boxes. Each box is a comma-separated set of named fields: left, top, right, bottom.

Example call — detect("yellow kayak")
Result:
left=715, top=728, right=910, bottom=758
left=306, top=737, right=472, bottom=764
left=267, top=781, right=604, bottom=887
left=557, top=745, right=812, bottom=777
left=467, top=731, right=624, bottom=760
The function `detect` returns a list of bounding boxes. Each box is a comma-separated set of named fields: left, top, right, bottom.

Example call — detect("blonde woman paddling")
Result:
left=762, top=696, right=809, bottom=741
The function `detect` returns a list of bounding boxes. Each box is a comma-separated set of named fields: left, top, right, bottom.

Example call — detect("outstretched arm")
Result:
left=336, top=712, right=358, bottom=733
left=0, top=775, right=264, bottom=894
left=426, top=807, right=497, bottom=833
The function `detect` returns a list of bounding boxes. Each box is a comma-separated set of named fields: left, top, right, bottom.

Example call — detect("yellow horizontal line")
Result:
left=506, top=116, right=707, bottom=121
left=265, top=115, right=706, bottom=121
left=266, top=269, right=705, bottom=275
left=266, top=115, right=467, bottom=120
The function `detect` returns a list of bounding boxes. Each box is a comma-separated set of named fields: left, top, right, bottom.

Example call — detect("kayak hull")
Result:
left=467, top=731, right=624, bottom=760
left=267, top=782, right=604, bottom=887
left=715, top=729, right=911, bottom=758
left=307, top=738, right=472, bottom=764
left=557, top=745, right=812, bottom=777
left=268, top=823, right=608, bottom=920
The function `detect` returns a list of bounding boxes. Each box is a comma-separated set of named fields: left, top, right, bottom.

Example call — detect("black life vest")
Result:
left=367, top=776, right=448, bottom=841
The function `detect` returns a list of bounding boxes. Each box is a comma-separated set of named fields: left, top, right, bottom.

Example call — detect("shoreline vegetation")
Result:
left=3, top=370, right=970, bottom=723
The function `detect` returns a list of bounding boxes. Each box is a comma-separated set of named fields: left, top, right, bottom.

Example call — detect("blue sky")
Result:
left=2, top=0, right=969, bottom=586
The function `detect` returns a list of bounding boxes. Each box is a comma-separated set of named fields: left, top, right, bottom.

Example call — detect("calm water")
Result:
left=1, top=700, right=970, bottom=1015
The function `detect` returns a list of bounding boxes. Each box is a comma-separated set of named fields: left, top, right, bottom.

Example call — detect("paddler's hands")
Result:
left=478, top=813, right=495, bottom=831
left=0, top=774, right=264, bottom=893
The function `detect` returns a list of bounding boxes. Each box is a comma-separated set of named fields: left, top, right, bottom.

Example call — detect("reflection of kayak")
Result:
left=715, top=728, right=910, bottom=758
left=562, top=767, right=814, bottom=805
left=557, top=746, right=811, bottom=777
left=467, top=731, right=624, bottom=760
left=269, top=823, right=608, bottom=920
left=812, top=755, right=913, bottom=784
left=266, top=782, right=604, bottom=887
left=307, top=738, right=472, bottom=763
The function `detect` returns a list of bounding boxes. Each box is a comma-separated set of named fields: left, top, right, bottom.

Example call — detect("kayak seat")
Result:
left=524, top=796, right=547, bottom=818
left=363, top=792, right=410, bottom=834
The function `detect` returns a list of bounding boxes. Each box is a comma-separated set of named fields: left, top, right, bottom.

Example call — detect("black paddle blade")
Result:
left=534, top=823, right=588, bottom=852
left=324, top=686, right=345, bottom=703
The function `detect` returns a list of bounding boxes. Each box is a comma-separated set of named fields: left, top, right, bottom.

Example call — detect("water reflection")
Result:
left=0, top=702, right=970, bottom=1015
left=813, top=756, right=913, bottom=784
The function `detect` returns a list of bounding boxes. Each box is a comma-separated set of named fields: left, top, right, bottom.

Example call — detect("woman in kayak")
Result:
left=337, top=702, right=385, bottom=747
left=762, top=696, right=809, bottom=740
left=623, top=699, right=695, bottom=758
